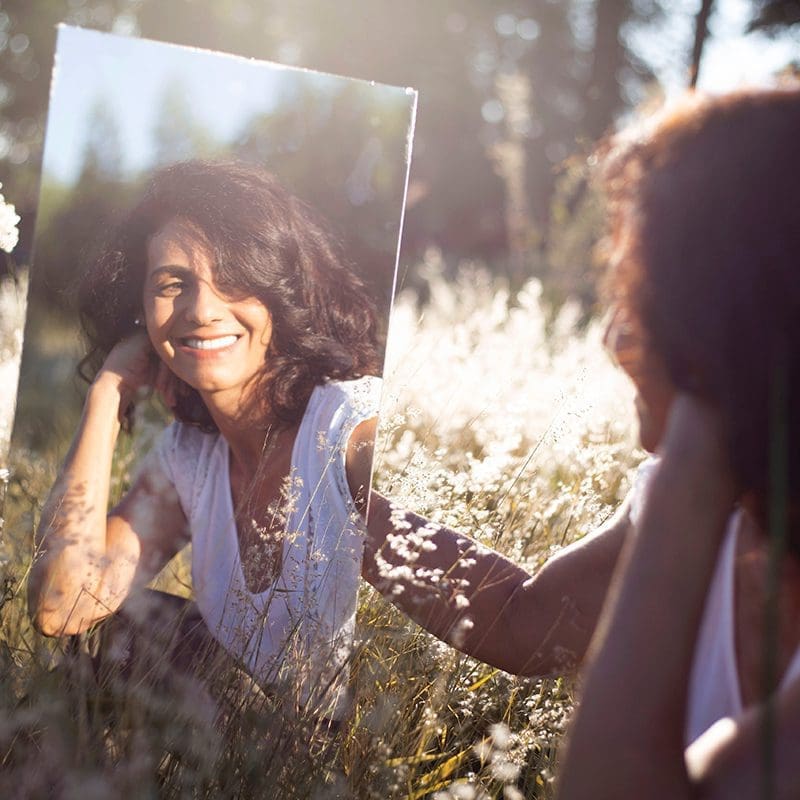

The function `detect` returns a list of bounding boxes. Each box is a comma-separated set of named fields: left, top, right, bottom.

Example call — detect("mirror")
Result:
left=8, top=24, right=416, bottom=725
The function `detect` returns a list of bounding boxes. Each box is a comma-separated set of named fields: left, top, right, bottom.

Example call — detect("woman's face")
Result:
left=603, top=305, right=675, bottom=453
left=143, top=217, right=273, bottom=403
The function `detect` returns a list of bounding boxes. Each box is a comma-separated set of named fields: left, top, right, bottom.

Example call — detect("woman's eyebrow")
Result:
left=148, top=265, right=193, bottom=281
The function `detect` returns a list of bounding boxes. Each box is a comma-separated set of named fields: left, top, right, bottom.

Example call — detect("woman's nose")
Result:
left=184, top=281, right=225, bottom=326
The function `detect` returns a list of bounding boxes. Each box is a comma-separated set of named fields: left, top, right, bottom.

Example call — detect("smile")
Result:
left=180, top=335, right=239, bottom=351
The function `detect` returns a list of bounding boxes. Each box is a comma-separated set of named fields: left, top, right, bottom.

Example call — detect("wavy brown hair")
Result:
left=598, top=85, right=800, bottom=549
left=78, top=160, right=382, bottom=429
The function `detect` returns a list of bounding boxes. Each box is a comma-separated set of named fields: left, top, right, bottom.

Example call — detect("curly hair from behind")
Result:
left=77, top=160, right=382, bottom=430
left=598, top=84, right=800, bottom=549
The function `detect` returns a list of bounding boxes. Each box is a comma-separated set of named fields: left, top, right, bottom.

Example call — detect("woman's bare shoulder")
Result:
left=345, top=416, right=377, bottom=509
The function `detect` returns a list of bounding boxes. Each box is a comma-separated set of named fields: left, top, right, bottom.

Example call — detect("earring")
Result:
left=133, top=317, right=142, bottom=327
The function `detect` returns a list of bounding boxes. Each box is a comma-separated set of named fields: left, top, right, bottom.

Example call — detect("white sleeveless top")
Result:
left=153, top=376, right=381, bottom=720
left=630, top=459, right=800, bottom=746
left=685, top=510, right=800, bottom=744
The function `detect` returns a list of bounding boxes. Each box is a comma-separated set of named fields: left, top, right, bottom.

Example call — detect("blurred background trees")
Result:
left=0, top=0, right=798, bottom=307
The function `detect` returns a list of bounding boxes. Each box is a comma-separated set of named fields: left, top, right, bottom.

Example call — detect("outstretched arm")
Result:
left=348, top=417, right=631, bottom=677
left=29, top=334, right=188, bottom=636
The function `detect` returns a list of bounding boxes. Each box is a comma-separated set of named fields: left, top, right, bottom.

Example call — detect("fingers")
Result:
left=99, top=333, right=157, bottom=392
left=101, top=334, right=186, bottom=418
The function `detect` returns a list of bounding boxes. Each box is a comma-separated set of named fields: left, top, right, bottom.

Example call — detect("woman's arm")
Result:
left=28, top=334, right=188, bottom=636
left=347, top=418, right=631, bottom=677
left=557, top=396, right=737, bottom=799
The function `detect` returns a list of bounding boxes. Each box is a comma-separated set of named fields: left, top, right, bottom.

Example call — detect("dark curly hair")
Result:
left=598, top=85, right=800, bottom=549
left=77, top=160, right=382, bottom=429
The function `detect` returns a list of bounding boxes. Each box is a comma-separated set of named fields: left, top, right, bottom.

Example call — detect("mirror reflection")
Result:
left=13, top=25, right=415, bottom=736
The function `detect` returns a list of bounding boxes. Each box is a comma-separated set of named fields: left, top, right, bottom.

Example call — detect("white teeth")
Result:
left=183, top=335, right=238, bottom=350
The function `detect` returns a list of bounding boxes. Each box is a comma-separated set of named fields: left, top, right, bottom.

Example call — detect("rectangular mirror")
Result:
left=7, top=24, right=416, bottom=722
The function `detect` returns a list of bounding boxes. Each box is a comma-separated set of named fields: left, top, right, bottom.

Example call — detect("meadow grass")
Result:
left=0, top=259, right=641, bottom=799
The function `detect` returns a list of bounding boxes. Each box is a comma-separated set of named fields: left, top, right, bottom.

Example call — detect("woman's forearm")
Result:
left=363, top=494, right=528, bottom=668
left=363, top=491, right=629, bottom=677
left=29, top=374, right=126, bottom=635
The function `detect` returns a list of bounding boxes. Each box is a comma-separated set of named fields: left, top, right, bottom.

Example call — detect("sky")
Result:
left=700, top=0, right=799, bottom=90
left=44, top=27, right=277, bottom=183
left=42, top=26, right=406, bottom=185
left=632, top=0, right=799, bottom=95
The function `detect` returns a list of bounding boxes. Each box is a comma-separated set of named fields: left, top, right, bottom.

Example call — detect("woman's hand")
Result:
left=646, top=393, right=736, bottom=544
left=94, top=332, right=159, bottom=418
left=94, top=332, right=180, bottom=419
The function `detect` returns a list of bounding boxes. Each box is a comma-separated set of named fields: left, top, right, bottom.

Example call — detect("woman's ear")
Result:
left=132, top=313, right=146, bottom=334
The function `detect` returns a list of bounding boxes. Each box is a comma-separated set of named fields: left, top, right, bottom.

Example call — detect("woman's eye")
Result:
left=157, top=281, right=184, bottom=296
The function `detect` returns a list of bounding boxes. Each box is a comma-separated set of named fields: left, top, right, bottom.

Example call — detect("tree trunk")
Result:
left=689, top=0, right=716, bottom=88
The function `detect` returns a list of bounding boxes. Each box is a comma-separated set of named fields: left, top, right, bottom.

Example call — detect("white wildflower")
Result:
left=490, top=759, right=520, bottom=782
left=448, top=782, right=476, bottom=800
left=0, top=185, right=20, bottom=254
left=473, top=738, right=492, bottom=762
left=388, top=503, right=413, bottom=531
left=489, top=722, right=511, bottom=750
